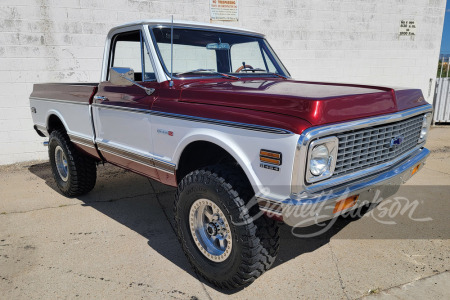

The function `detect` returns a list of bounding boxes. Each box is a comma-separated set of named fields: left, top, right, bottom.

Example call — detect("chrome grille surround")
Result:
left=333, top=114, right=424, bottom=177
left=291, top=104, right=433, bottom=198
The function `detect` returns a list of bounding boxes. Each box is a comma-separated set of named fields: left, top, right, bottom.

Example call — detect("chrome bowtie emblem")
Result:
left=389, top=135, right=404, bottom=148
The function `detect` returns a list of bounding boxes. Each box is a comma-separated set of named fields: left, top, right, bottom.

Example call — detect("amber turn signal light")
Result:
left=260, top=150, right=281, bottom=159
left=333, top=195, right=359, bottom=214
left=260, top=149, right=282, bottom=165
left=411, top=164, right=421, bottom=176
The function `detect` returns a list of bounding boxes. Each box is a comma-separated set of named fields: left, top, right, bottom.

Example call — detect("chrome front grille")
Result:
left=333, top=114, right=423, bottom=177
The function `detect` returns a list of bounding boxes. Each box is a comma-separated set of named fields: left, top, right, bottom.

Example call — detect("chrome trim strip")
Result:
left=92, top=103, right=292, bottom=135
left=30, top=97, right=89, bottom=106
left=72, top=140, right=95, bottom=149
left=68, top=133, right=95, bottom=149
left=153, top=158, right=176, bottom=173
left=99, top=147, right=154, bottom=168
left=96, top=141, right=176, bottom=174
left=291, top=104, right=433, bottom=196
left=97, top=141, right=152, bottom=165
left=151, top=111, right=293, bottom=134
left=92, top=103, right=148, bottom=114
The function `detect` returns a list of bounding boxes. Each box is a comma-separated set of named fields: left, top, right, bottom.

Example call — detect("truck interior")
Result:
left=109, top=30, right=156, bottom=82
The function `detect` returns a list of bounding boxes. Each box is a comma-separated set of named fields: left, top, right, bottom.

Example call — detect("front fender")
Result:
left=168, top=126, right=300, bottom=199
left=173, top=129, right=262, bottom=187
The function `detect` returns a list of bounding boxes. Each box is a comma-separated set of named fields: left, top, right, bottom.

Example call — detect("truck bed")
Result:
left=30, top=83, right=98, bottom=104
left=29, top=83, right=99, bottom=155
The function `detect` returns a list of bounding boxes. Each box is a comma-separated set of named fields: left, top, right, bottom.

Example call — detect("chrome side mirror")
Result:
left=109, top=67, right=155, bottom=95
left=110, top=67, right=134, bottom=86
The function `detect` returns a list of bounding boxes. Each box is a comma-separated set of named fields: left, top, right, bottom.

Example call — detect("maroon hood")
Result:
left=179, top=79, right=428, bottom=126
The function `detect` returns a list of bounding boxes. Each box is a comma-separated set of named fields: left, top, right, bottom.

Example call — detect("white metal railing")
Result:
left=433, top=57, right=450, bottom=123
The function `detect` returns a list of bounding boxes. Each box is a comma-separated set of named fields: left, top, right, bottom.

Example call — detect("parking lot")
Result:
left=1, top=127, right=449, bottom=299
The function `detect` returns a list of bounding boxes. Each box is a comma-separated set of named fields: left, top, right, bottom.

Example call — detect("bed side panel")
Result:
left=29, top=83, right=100, bottom=159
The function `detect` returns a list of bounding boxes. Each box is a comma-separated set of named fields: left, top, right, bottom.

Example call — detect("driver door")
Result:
left=93, top=30, right=160, bottom=179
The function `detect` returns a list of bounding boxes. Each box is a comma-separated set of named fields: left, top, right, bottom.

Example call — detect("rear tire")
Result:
left=174, top=164, right=279, bottom=289
left=48, top=130, right=97, bottom=197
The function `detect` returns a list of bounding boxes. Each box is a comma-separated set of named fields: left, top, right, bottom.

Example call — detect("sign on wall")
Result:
left=210, top=0, right=239, bottom=21
left=399, top=20, right=416, bottom=36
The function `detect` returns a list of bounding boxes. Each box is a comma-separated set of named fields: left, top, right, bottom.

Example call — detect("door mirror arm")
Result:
left=120, top=75, right=155, bottom=95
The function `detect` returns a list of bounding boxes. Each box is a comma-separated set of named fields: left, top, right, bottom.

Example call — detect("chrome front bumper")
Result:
left=258, top=147, right=429, bottom=227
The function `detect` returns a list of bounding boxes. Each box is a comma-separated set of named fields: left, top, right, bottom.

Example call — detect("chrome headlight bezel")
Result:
left=306, top=136, right=339, bottom=183
left=418, top=113, right=432, bottom=144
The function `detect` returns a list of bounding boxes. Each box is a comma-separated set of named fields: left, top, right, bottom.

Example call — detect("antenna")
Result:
left=169, top=15, right=174, bottom=87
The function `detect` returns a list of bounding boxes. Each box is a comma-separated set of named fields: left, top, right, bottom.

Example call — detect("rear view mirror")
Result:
left=110, top=67, right=134, bottom=86
left=206, top=43, right=230, bottom=50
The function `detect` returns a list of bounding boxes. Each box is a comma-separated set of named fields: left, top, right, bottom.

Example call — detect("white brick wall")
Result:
left=0, top=0, right=446, bottom=165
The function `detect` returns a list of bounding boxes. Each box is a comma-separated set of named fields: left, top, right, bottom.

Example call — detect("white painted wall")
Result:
left=0, top=0, right=446, bottom=165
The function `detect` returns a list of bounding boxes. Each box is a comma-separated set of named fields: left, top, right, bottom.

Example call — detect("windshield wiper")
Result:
left=239, top=68, right=288, bottom=79
left=176, top=69, right=239, bottom=80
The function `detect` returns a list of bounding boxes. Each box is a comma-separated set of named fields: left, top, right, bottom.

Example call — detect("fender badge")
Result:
left=157, top=129, right=174, bottom=136
left=260, top=163, right=280, bottom=171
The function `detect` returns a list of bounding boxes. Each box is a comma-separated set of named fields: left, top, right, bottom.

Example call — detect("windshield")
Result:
left=150, top=27, right=290, bottom=79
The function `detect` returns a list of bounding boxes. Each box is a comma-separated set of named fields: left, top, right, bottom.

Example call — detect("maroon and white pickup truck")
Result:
left=29, top=20, right=432, bottom=288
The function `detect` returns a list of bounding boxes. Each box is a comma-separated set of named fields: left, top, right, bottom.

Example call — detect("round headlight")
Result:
left=310, top=145, right=329, bottom=176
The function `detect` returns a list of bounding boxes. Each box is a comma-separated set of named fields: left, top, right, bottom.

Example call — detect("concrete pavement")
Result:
left=0, top=127, right=449, bottom=299
left=366, top=271, right=450, bottom=300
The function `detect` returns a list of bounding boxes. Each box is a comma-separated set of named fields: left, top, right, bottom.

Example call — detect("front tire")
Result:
left=48, top=130, right=97, bottom=197
left=174, top=165, right=279, bottom=289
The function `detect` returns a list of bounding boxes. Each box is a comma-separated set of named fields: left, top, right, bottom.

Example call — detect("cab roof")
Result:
left=109, top=19, right=264, bottom=37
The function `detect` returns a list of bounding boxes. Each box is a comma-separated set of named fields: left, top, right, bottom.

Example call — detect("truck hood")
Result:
left=179, top=79, right=428, bottom=126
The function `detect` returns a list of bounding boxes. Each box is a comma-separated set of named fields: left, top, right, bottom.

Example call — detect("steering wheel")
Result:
left=235, top=65, right=254, bottom=73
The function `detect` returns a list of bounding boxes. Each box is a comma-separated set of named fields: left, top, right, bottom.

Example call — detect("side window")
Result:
left=110, top=31, right=155, bottom=81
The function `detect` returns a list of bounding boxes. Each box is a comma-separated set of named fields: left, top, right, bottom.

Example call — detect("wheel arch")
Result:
left=46, top=110, right=69, bottom=134
left=174, top=135, right=261, bottom=193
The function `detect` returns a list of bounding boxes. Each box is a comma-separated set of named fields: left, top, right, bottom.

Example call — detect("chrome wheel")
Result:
left=54, top=145, right=69, bottom=182
left=189, top=198, right=232, bottom=262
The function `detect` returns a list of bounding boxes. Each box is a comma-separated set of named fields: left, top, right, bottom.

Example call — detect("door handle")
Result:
left=94, top=95, right=108, bottom=101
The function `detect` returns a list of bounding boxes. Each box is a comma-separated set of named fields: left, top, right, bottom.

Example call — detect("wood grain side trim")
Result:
left=96, top=141, right=176, bottom=174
